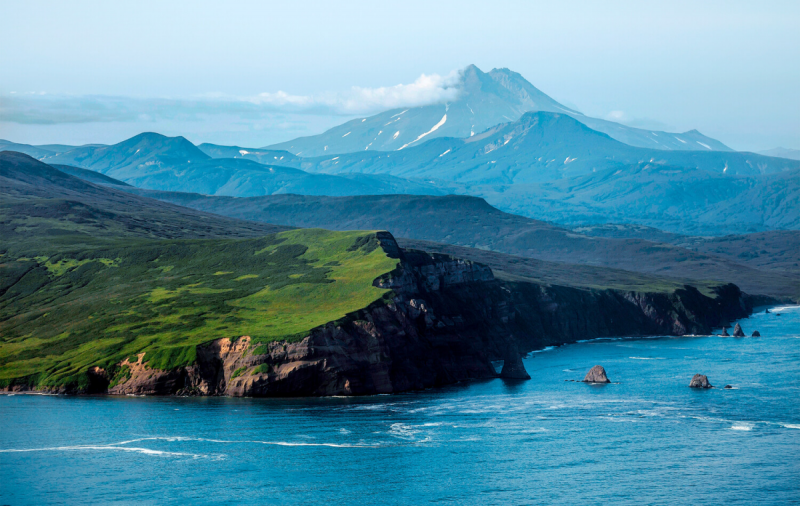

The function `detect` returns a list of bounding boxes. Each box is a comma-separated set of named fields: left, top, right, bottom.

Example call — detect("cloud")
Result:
left=0, top=71, right=463, bottom=125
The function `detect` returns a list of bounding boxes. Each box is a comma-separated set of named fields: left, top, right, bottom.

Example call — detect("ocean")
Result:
left=2, top=306, right=798, bottom=505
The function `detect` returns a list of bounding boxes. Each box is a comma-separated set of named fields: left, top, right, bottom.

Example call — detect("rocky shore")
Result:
left=6, top=233, right=757, bottom=397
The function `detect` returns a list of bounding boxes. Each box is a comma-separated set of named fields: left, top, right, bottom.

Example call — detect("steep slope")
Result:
left=293, top=112, right=799, bottom=184
left=0, top=151, right=288, bottom=244
left=265, top=65, right=730, bottom=155
left=0, top=151, right=761, bottom=395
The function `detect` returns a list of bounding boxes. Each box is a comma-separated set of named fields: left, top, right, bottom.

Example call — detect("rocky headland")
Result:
left=6, top=233, right=756, bottom=397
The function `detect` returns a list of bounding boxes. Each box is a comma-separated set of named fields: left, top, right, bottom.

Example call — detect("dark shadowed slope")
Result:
left=265, top=65, right=729, bottom=156
left=102, top=189, right=799, bottom=300
left=0, top=151, right=289, bottom=247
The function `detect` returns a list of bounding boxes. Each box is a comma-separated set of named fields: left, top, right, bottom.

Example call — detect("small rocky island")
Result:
left=689, top=374, right=713, bottom=388
left=583, top=365, right=610, bottom=383
left=500, top=353, right=531, bottom=380
left=733, top=323, right=746, bottom=337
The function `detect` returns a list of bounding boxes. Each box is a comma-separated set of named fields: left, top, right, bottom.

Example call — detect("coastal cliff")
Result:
left=100, top=233, right=752, bottom=397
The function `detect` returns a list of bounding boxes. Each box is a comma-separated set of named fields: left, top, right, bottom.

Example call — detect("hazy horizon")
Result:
left=1, top=0, right=798, bottom=151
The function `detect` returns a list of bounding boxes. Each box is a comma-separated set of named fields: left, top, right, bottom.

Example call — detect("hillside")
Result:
left=40, top=133, right=449, bottom=197
left=0, top=228, right=400, bottom=391
left=106, top=190, right=800, bottom=300
left=265, top=65, right=729, bottom=156
left=1, top=152, right=766, bottom=395
left=484, top=162, right=800, bottom=235
left=293, top=112, right=799, bottom=183
left=0, top=151, right=289, bottom=245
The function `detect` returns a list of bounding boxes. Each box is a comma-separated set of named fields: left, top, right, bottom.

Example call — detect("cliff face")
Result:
left=102, top=233, right=753, bottom=397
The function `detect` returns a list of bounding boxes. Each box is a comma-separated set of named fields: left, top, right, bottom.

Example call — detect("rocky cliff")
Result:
left=98, top=233, right=753, bottom=397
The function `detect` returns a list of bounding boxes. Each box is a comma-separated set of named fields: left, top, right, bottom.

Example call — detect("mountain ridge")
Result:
left=265, top=64, right=731, bottom=156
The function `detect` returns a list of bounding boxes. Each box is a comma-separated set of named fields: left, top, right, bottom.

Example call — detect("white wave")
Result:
left=730, top=423, right=754, bottom=431
left=782, top=424, right=800, bottom=429
left=109, top=435, right=378, bottom=449
left=0, top=445, right=221, bottom=459
left=629, top=356, right=665, bottom=360
left=531, top=346, right=556, bottom=353
left=770, top=305, right=800, bottom=312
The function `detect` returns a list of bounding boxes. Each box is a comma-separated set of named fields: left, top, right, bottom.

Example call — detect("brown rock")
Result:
left=583, top=365, right=610, bottom=383
left=751, top=330, right=760, bottom=337
left=733, top=323, right=745, bottom=337
left=689, top=374, right=712, bottom=388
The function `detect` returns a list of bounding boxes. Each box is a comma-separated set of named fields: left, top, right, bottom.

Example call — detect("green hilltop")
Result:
left=0, top=229, right=398, bottom=391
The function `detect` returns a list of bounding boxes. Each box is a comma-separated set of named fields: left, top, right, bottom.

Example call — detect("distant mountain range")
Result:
left=265, top=65, right=732, bottom=156
left=759, top=147, right=800, bottom=160
left=290, top=112, right=798, bottom=183
left=2, top=66, right=798, bottom=237
left=2, top=110, right=798, bottom=235
left=30, top=133, right=449, bottom=197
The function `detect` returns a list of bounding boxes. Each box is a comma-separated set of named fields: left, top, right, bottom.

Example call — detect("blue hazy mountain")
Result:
left=196, top=143, right=301, bottom=165
left=41, top=132, right=450, bottom=197
left=0, top=139, right=102, bottom=160
left=759, top=147, right=800, bottom=161
left=479, top=163, right=800, bottom=235
left=265, top=65, right=731, bottom=156
left=291, top=112, right=799, bottom=184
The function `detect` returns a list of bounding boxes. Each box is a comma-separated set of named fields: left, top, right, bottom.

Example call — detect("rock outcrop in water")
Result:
left=689, top=374, right=713, bottom=388
left=20, top=233, right=755, bottom=397
left=583, top=365, right=610, bottom=383
left=733, top=323, right=745, bottom=337
left=721, top=327, right=730, bottom=336
left=752, top=330, right=761, bottom=337
left=500, top=353, right=531, bottom=380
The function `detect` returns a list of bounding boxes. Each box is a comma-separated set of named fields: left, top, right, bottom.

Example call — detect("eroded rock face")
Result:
left=733, top=323, right=745, bottom=337
left=689, top=374, right=712, bottom=388
left=500, top=353, right=531, bottom=380
left=583, top=365, right=610, bottom=383
left=752, top=330, right=761, bottom=337
left=72, top=235, right=755, bottom=397
left=721, top=327, right=730, bottom=336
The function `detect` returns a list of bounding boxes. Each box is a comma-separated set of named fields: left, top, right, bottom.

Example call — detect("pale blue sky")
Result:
left=1, top=0, right=797, bottom=151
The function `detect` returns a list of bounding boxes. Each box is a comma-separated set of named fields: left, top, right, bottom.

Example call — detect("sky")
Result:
left=0, top=0, right=798, bottom=151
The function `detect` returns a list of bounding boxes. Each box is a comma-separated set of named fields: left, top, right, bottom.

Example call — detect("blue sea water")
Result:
left=1, top=307, right=798, bottom=505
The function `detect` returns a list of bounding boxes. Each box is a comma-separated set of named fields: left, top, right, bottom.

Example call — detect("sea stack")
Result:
left=721, top=327, right=730, bottom=337
left=765, top=308, right=770, bottom=314
left=752, top=330, right=761, bottom=337
left=733, top=324, right=745, bottom=337
left=583, top=365, right=610, bottom=383
left=689, top=374, right=713, bottom=388
left=500, top=353, right=531, bottom=380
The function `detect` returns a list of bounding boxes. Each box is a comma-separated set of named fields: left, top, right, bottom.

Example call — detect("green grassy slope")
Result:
left=0, top=229, right=398, bottom=390
left=0, top=153, right=399, bottom=391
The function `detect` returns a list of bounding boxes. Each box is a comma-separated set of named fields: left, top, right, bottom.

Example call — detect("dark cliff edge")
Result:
left=5, top=233, right=756, bottom=397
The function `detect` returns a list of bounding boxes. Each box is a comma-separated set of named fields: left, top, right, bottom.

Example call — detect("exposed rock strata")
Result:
left=17, top=233, right=755, bottom=396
